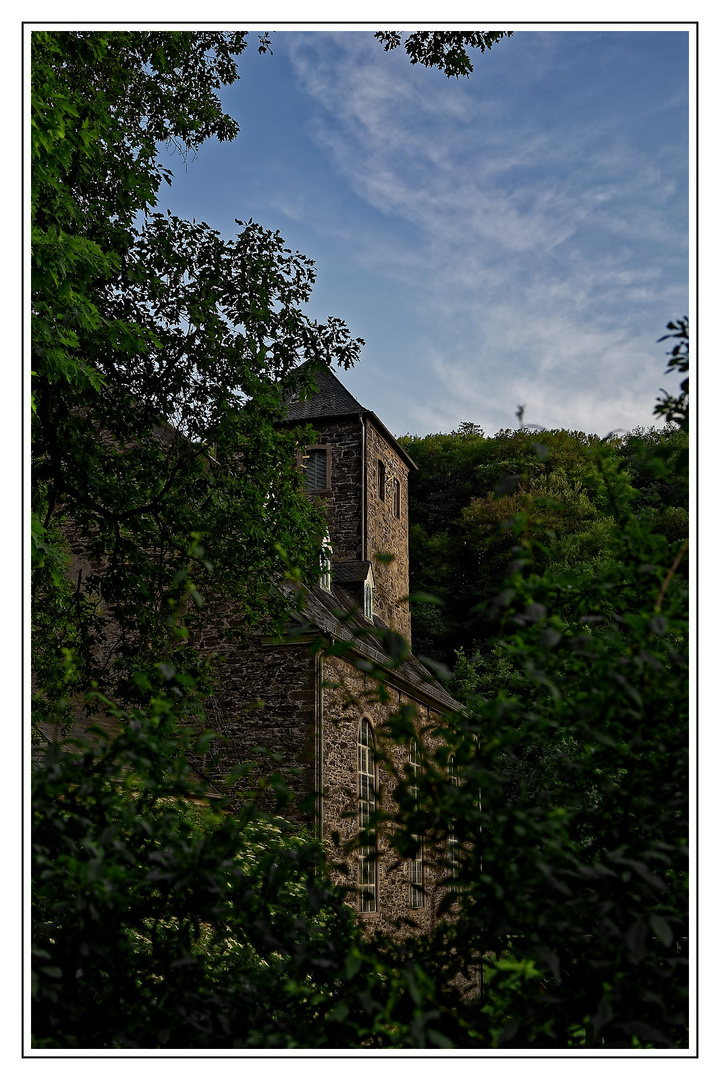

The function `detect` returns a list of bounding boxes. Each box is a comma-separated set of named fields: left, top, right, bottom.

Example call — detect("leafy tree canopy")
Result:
left=399, top=414, right=688, bottom=668
left=32, top=30, right=363, bottom=723
left=375, top=30, right=513, bottom=77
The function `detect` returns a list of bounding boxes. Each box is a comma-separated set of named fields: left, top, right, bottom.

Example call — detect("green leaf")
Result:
left=345, top=950, right=363, bottom=980
left=194, top=730, right=217, bottom=755
left=427, top=1028, right=455, bottom=1048
left=649, top=912, right=674, bottom=947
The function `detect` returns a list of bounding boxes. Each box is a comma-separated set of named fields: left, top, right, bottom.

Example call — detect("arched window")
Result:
left=358, top=719, right=377, bottom=912
left=409, top=739, right=424, bottom=908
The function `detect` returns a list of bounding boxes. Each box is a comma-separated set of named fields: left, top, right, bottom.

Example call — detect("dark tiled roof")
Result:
left=331, top=560, right=373, bottom=584
left=285, top=366, right=367, bottom=422
left=282, top=365, right=418, bottom=471
left=281, top=582, right=460, bottom=713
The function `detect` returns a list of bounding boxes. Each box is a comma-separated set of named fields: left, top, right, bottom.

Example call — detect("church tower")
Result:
left=284, top=365, right=416, bottom=642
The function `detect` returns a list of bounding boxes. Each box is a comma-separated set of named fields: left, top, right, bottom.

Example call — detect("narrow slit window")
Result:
left=320, top=533, right=332, bottom=592
left=364, top=580, right=373, bottom=620
left=358, top=719, right=377, bottom=913
left=377, top=459, right=386, bottom=501
left=393, top=477, right=401, bottom=518
left=305, top=448, right=328, bottom=491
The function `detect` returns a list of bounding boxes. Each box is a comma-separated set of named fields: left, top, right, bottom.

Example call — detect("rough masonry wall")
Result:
left=321, top=653, right=451, bottom=936
left=305, top=417, right=364, bottom=563
left=364, top=420, right=412, bottom=642
left=195, top=624, right=318, bottom=819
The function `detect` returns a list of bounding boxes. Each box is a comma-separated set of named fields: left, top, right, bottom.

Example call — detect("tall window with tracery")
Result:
left=448, top=755, right=459, bottom=891
left=358, top=718, right=377, bottom=912
left=409, top=738, right=424, bottom=908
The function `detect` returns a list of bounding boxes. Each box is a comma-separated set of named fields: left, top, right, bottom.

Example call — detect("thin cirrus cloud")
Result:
left=282, top=30, right=688, bottom=438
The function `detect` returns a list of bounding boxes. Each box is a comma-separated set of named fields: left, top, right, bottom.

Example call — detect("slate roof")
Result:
left=281, top=579, right=460, bottom=714
left=285, top=366, right=367, bottom=422
left=282, top=364, right=417, bottom=471
left=331, top=560, right=373, bottom=584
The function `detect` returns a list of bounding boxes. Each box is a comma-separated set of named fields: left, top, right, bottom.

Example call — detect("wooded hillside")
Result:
left=400, top=423, right=688, bottom=682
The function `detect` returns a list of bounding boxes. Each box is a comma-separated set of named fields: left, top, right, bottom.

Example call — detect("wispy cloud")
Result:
left=285, top=30, right=688, bottom=436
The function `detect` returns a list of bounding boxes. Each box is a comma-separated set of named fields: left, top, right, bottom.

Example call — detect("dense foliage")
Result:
left=31, top=30, right=363, bottom=731
left=34, top=680, right=478, bottom=1050
left=398, top=422, right=688, bottom=673
left=385, top=419, right=689, bottom=1048
left=31, top=29, right=689, bottom=1050
left=33, top=694, right=352, bottom=1049
left=30, top=29, right=368, bottom=1047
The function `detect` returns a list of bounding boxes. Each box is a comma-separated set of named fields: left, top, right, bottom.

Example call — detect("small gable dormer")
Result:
left=329, top=560, right=375, bottom=621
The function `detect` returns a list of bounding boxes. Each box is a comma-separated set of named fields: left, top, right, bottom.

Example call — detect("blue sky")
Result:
left=159, top=28, right=690, bottom=440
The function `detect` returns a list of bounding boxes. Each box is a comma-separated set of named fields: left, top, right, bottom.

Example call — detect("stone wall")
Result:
left=364, top=419, right=412, bottom=642
left=303, top=416, right=364, bottom=563
left=194, top=627, right=318, bottom=819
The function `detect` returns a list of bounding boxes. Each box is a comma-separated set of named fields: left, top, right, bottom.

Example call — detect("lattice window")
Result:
left=358, top=718, right=377, bottom=912
left=409, top=738, right=424, bottom=908
left=304, top=448, right=328, bottom=491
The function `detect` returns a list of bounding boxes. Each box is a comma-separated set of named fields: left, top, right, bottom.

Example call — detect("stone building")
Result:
left=200, top=365, right=460, bottom=932
left=47, top=364, right=459, bottom=932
